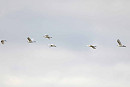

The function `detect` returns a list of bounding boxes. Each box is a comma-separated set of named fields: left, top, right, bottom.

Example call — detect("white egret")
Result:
left=87, top=45, right=96, bottom=49
left=49, top=44, right=56, bottom=47
left=44, top=34, right=52, bottom=40
left=117, top=39, right=126, bottom=47
left=27, top=37, right=36, bottom=43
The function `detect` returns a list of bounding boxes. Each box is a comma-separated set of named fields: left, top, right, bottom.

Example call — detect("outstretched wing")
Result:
left=117, top=39, right=122, bottom=45
left=27, top=37, right=32, bottom=42
left=91, top=46, right=96, bottom=49
left=45, top=34, right=49, bottom=37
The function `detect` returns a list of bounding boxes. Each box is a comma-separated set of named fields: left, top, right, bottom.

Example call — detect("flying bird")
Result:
left=87, top=45, right=96, bottom=49
left=1, top=40, right=7, bottom=44
left=49, top=44, right=56, bottom=47
left=27, top=37, right=36, bottom=43
left=117, top=39, right=126, bottom=47
left=44, top=34, right=52, bottom=40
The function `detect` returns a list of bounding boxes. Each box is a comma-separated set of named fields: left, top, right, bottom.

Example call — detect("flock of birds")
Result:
left=87, top=39, right=126, bottom=49
left=88, top=39, right=126, bottom=49
left=27, top=34, right=56, bottom=47
left=1, top=34, right=56, bottom=48
left=0, top=34, right=126, bottom=49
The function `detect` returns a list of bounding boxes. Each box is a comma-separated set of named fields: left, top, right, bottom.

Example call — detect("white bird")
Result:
left=117, top=39, right=126, bottom=47
left=1, top=40, right=7, bottom=44
left=49, top=44, right=56, bottom=47
left=27, top=37, right=36, bottom=43
left=44, top=34, right=52, bottom=40
left=87, top=45, right=96, bottom=49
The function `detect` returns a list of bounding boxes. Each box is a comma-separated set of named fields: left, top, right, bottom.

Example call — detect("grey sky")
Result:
left=0, top=0, right=130, bottom=87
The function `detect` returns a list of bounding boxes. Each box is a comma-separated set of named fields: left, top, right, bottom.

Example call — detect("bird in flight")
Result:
left=87, top=45, right=96, bottom=49
left=44, top=34, right=52, bottom=40
left=27, top=37, right=36, bottom=43
left=1, top=40, right=7, bottom=45
left=117, top=39, right=126, bottom=47
left=49, top=44, right=56, bottom=47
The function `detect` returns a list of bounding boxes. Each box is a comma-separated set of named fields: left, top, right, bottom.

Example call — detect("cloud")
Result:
left=0, top=0, right=130, bottom=37
left=0, top=45, right=130, bottom=87
left=1, top=63, right=130, bottom=87
left=0, top=0, right=130, bottom=17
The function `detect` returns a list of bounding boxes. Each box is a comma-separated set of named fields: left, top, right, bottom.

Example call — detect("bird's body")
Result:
left=44, top=34, right=52, bottom=40
left=87, top=45, right=96, bottom=49
left=117, top=39, right=126, bottom=47
left=1, top=40, right=7, bottom=44
left=49, top=44, right=56, bottom=47
left=27, top=37, right=36, bottom=43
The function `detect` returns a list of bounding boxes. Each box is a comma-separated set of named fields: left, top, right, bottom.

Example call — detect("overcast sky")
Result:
left=0, top=0, right=130, bottom=87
